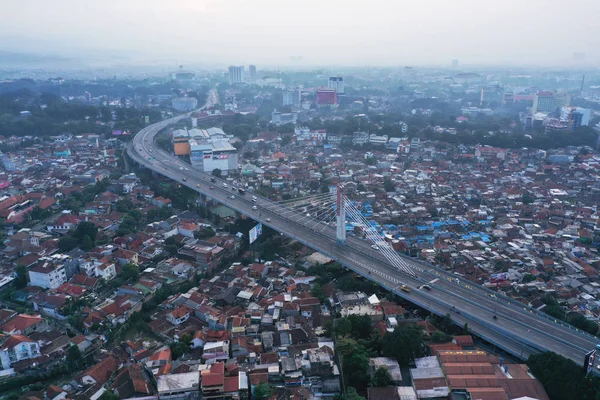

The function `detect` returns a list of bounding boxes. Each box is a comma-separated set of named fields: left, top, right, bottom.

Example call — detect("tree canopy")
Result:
left=381, top=324, right=425, bottom=365
left=372, top=366, right=393, bottom=387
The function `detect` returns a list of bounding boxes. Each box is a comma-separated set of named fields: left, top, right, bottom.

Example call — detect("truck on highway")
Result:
left=210, top=177, right=216, bottom=183
left=238, top=188, right=246, bottom=195
left=400, top=284, right=411, bottom=293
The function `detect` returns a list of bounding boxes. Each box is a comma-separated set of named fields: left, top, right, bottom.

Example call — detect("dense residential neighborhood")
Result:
left=1, top=61, right=600, bottom=400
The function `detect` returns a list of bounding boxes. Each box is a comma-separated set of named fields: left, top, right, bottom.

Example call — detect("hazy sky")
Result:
left=2, top=0, right=599, bottom=67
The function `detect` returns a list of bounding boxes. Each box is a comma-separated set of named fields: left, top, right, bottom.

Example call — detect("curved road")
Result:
left=127, top=112, right=598, bottom=365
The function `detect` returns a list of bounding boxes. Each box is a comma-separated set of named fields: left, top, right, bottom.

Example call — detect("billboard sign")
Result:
left=249, top=223, right=263, bottom=244
left=584, top=350, right=596, bottom=375
left=490, top=272, right=509, bottom=283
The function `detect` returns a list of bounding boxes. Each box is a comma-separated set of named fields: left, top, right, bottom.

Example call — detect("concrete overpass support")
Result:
left=336, top=185, right=346, bottom=244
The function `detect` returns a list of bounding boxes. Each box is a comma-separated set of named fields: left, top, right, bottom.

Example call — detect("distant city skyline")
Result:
left=1, top=0, right=599, bottom=68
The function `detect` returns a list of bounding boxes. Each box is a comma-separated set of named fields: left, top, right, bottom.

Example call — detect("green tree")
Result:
left=212, top=168, right=222, bottom=178
left=383, top=177, right=395, bottom=192
left=372, top=366, right=393, bottom=387
left=122, top=263, right=139, bottom=282
left=128, top=209, right=143, bottom=222
left=99, top=390, right=120, bottom=400
left=430, top=331, right=453, bottom=343
left=335, top=337, right=358, bottom=358
left=115, top=199, right=134, bottom=212
left=165, top=244, right=179, bottom=256
left=522, top=273, right=536, bottom=283
left=335, top=318, right=352, bottom=338
left=170, top=341, right=190, bottom=360
left=311, top=283, right=326, bottom=302
left=253, top=383, right=274, bottom=400
left=14, top=265, right=28, bottom=289
left=527, top=352, right=587, bottom=400
left=345, top=348, right=371, bottom=390
left=58, top=236, right=79, bottom=252
left=75, top=221, right=98, bottom=242
left=346, top=315, right=373, bottom=340
left=194, top=227, right=215, bottom=240
left=382, top=324, right=424, bottom=365
left=81, top=234, right=94, bottom=251
left=68, top=314, right=84, bottom=331
left=179, top=333, right=193, bottom=347
left=117, top=215, right=137, bottom=236
left=66, top=344, right=84, bottom=371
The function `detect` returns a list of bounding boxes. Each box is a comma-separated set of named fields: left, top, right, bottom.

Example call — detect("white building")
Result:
left=328, top=76, right=344, bottom=94
left=533, top=92, right=571, bottom=114
left=352, top=132, right=370, bottom=146
left=172, top=97, right=198, bottom=112
left=203, top=341, right=230, bottom=361
left=283, top=89, right=299, bottom=107
left=369, top=134, right=388, bottom=146
left=228, top=66, right=244, bottom=84
left=0, top=335, right=41, bottom=372
left=167, top=306, right=190, bottom=326
left=190, top=139, right=238, bottom=174
left=28, top=264, right=66, bottom=290
left=561, top=106, right=591, bottom=126
left=95, top=263, right=117, bottom=281
left=271, top=109, right=297, bottom=125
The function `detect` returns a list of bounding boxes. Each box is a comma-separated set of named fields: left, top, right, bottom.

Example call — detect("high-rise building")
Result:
left=480, top=85, right=504, bottom=107
left=282, top=88, right=301, bottom=107
left=328, top=76, right=344, bottom=94
left=452, top=59, right=459, bottom=68
left=561, top=106, right=591, bottom=129
left=228, top=66, right=244, bottom=84
left=532, top=92, right=571, bottom=114
left=248, top=65, right=257, bottom=82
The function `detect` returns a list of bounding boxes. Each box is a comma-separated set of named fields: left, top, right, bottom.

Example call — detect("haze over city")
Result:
left=2, top=1, right=600, bottom=399
left=2, top=0, right=600, bottom=67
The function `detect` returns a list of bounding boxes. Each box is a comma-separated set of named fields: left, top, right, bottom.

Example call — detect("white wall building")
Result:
left=369, top=134, right=389, bottom=146
left=228, top=66, right=244, bottom=84
left=28, top=264, right=66, bottom=290
left=328, top=76, right=344, bottom=94
left=95, top=263, right=117, bottom=280
left=0, top=335, right=41, bottom=371
left=561, top=106, right=591, bottom=126
left=190, top=139, right=238, bottom=174
left=283, top=89, right=299, bottom=106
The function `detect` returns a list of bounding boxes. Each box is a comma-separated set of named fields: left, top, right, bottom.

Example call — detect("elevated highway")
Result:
left=127, top=114, right=598, bottom=365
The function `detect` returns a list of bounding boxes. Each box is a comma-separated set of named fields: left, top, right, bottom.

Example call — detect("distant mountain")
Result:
left=0, top=50, right=85, bottom=68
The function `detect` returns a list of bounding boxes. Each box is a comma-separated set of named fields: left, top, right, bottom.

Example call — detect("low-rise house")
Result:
left=203, top=340, right=230, bottom=362
left=81, top=355, right=119, bottom=386
left=167, top=306, right=191, bottom=326
left=0, top=335, right=41, bottom=372
left=200, top=362, right=244, bottom=400
left=28, top=263, right=66, bottom=290
left=0, top=314, right=47, bottom=335
left=157, top=371, right=200, bottom=399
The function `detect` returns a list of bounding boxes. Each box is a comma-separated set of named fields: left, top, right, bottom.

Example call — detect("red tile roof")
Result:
left=0, top=314, right=43, bottom=333
left=83, top=355, right=119, bottom=385
left=0, top=334, right=35, bottom=350
left=201, top=362, right=225, bottom=388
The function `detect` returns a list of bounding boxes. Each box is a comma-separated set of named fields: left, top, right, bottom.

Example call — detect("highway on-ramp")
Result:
left=127, top=114, right=598, bottom=366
